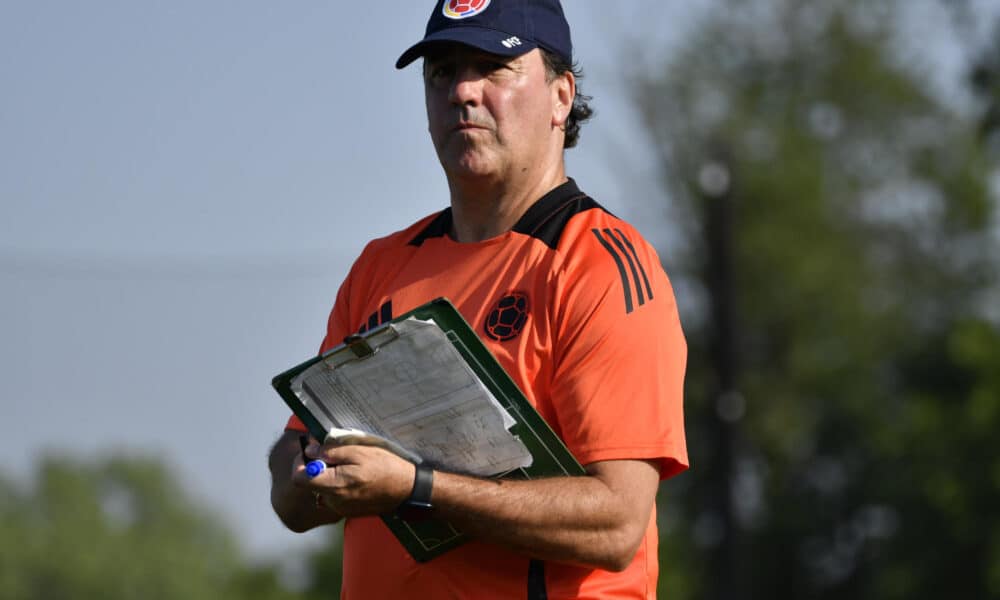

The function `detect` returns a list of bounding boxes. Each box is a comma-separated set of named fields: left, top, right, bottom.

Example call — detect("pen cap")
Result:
left=305, top=460, right=326, bottom=479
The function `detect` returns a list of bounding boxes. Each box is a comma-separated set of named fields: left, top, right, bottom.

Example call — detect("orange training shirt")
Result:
left=285, top=179, right=688, bottom=599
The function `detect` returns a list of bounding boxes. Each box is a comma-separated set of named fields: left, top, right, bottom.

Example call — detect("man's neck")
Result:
left=447, top=161, right=567, bottom=243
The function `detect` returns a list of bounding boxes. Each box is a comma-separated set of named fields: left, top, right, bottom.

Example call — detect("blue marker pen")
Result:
left=306, top=459, right=327, bottom=479
left=299, top=435, right=328, bottom=479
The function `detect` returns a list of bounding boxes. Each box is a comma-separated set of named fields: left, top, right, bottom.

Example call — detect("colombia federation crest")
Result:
left=442, top=0, right=491, bottom=20
left=484, top=291, right=530, bottom=342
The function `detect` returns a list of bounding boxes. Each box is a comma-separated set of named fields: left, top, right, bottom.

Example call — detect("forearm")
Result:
left=432, top=460, right=658, bottom=571
left=287, top=443, right=660, bottom=570
left=268, top=431, right=343, bottom=532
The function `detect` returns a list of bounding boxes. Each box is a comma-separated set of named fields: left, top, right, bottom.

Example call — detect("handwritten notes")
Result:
left=291, top=318, right=533, bottom=477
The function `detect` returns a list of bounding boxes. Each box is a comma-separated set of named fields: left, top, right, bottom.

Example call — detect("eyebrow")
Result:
left=423, top=47, right=517, bottom=65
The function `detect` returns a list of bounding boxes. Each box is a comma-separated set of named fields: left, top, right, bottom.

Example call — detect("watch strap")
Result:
left=396, top=462, right=434, bottom=520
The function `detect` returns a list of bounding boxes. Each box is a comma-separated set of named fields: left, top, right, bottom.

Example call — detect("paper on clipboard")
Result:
left=290, top=317, right=533, bottom=477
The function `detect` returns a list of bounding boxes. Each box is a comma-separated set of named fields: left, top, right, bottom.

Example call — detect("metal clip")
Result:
left=343, top=334, right=376, bottom=359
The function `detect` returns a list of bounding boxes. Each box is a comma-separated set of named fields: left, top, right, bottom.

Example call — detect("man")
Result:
left=269, top=1, right=688, bottom=598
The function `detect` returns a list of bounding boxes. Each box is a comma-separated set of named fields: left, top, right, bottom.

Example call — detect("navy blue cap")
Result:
left=396, top=0, right=572, bottom=69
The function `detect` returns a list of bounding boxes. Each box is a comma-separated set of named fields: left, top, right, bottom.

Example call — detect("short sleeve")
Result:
left=284, top=414, right=308, bottom=432
left=550, top=222, right=688, bottom=479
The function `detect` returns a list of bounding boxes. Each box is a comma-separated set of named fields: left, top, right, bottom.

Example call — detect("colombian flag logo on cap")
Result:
left=442, top=0, right=491, bottom=20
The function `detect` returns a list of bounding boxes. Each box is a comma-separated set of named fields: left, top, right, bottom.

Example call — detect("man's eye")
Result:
left=427, top=64, right=453, bottom=83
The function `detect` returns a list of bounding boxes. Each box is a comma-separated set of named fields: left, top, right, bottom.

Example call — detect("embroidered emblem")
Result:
left=442, top=0, right=491, bottom=20
left=484, top=291, right=529, bottom=341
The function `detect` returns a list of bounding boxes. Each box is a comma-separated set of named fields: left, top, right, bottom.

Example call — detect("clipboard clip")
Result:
left=343, top=334, right=377, bottom=360
left=316, top=323, right=400, bottom=370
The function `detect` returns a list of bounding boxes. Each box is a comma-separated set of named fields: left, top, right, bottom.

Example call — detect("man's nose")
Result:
left=448, top=67, right=484, bottom=106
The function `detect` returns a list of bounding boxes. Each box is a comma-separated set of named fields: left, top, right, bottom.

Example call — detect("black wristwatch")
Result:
left=396, top=462, right=435, bottom=521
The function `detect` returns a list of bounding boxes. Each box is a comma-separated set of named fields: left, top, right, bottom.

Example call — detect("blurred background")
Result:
left=2, top=0, right=998, bottom=598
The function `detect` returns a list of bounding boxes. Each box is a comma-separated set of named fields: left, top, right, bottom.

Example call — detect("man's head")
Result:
left=396, top=0, right=571, bottom=68
left=418, top=45, right=569, bottom=183
left=397, top=1, right=592, bottom=173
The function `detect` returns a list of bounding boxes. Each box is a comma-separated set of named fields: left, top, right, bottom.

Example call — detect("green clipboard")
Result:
left=272, top=297, right=585, bottom=562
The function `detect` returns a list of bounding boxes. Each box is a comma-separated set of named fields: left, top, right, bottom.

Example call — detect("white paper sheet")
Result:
left=291, top=317, right=533, bottom=477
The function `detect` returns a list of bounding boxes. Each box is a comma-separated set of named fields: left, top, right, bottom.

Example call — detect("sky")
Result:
left=2, top=0, right=995, bottom=568
left=0, top=1, right=710, bottom=562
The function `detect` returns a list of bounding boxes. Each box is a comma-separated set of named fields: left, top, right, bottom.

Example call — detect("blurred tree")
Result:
left=0, top=455, right=299, bottom=600
left=968, top=16, right=1000, bottom=178
left=955, top=0, right=1000, bottom=142
left=631, top=0, right=1000, bottom=598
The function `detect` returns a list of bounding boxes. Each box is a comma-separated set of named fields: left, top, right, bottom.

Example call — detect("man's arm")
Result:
left=297, top=443, right=661, bottom=572
left=435, top=457, right=660, bottom=571
left=268, top=430, right=344, bottom=532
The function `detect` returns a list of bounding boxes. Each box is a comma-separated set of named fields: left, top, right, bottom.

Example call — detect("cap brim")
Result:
left=395, top=26, right=538, bottom=69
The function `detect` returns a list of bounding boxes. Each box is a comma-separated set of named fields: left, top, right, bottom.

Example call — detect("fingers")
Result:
left=302, top=436, right=323, bottom=461
left=289, top=445, right=416, bottom=517
left=315, top=444, right=386, bottom=466
left=289, top=445, right=382, bottom=490
left=290, top=437, right=331, bottom=489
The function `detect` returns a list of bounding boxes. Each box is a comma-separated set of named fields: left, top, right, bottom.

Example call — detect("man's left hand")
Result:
left=293, top=442, right=416, bottom=517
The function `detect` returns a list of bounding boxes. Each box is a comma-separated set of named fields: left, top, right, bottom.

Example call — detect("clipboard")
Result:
left=272, top=297, right=585, bottom=562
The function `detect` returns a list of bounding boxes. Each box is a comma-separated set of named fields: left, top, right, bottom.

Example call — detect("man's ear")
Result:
left=551, top=70, right=575, bottom=128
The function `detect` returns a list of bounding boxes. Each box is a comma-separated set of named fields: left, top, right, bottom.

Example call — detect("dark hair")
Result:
left=540, top=49, right=594, bottom=149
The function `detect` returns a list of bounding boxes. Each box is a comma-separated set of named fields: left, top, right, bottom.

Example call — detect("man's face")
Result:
left=423, top=45, right=562, bottom=182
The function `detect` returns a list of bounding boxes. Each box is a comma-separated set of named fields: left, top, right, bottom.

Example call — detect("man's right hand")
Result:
left=268, top=430, right=344, bottom=532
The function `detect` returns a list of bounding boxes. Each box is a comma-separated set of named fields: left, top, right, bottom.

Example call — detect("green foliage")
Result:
left=634, top=1, right=1000, bottom=598
left=0, top=454, right=299, bottom=600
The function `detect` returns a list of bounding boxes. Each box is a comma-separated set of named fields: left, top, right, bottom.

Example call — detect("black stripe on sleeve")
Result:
left=613, top=228, right=654, bottom=302
left=380, top=300, right=393, bottom=325
left=592, top=228, right=634, bottom=314
left=615, top=228, right=653, bottom=300
left=605, top=228, right=645, bottom=307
